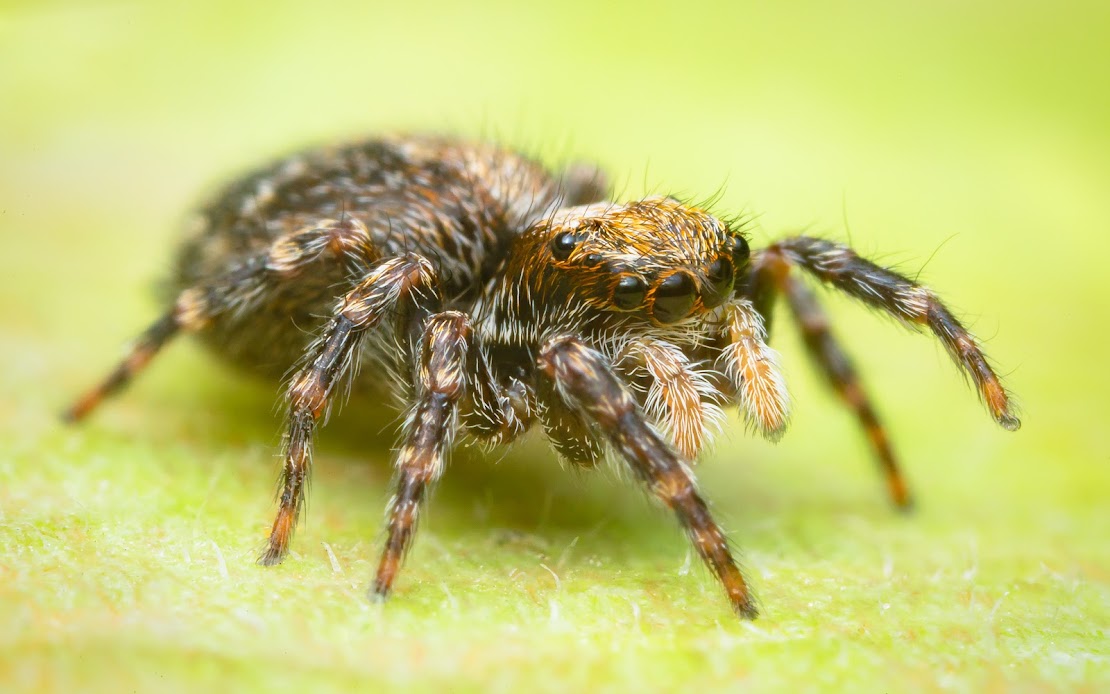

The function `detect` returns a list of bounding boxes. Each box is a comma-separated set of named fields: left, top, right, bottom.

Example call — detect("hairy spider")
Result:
left=65, top=135, right=1020, bottom=618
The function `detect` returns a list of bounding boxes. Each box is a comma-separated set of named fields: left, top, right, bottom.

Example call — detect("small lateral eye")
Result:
left=551, top=231, right=582, bottom=260
left=652, top=271, right=697, bottom=324
left=613, top=274, right=647, bottom=310
left=706, top=257, right=734, bottom=298
left=731, top=234, right=751, bottom=267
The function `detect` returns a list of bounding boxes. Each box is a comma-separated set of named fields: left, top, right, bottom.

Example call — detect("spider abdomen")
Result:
left=168, top=136, right=579, bottom=379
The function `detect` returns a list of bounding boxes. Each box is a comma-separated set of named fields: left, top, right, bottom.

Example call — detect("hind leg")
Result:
left=63, top=310, right=184, bottom=422
left=63, top=216, right=377, bottom=422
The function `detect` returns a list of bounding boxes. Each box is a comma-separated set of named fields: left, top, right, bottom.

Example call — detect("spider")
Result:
left=65, top=134, right=1020, bottom=619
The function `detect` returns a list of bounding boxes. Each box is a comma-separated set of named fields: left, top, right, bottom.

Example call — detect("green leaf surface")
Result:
left=2, top=2, right=1108, bottom=691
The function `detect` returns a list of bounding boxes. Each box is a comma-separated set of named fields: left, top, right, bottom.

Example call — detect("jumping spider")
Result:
left=65, top=135, right=1020, bottom=618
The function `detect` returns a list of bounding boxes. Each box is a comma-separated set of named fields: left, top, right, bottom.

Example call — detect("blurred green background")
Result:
left=2, top=1, right=1108, bottom=691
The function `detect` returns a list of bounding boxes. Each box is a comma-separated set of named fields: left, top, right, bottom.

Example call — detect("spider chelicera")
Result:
left=65, top=135, right=1019, bottom=618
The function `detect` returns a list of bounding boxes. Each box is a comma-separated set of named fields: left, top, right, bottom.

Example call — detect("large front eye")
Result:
left=613, top=274, right=647, bottom=310
left=652, top=271, right=697, bottom=323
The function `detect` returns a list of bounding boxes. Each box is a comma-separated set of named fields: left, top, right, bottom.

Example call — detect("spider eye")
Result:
left=731, top=234, right=751, bottom=268
left=551, top=231, right=584, bottom=260
left=704, top=257, right=734, bottom=307
left=652, top=271, right=697, bottom=324
left=613, top=274, right=647, bottom=310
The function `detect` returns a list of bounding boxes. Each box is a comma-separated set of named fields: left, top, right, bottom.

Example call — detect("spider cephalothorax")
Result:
left=484, top=197, right=748, bottom=327
left=66, top=134, right=1019, bottom=619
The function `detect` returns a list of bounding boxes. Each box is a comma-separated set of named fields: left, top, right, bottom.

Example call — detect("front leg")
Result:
left=538, top=335, right=758, bottom=619
left=746, top=252, right=912, bottom=508
left=763, top=236, right=1020, bottom=431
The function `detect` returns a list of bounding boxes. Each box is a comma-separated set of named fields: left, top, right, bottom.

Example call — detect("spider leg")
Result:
left=615, top=338, right=723, bottom=461
left=761, top=237, right=1020, bottom=431
left=715, top=300, right=791, bottom=441
left=62, top=217, right=377, bottom=422
left=460, top=346, right=534, bottom=447
left=372, top=311, right=468, bottom=599
left=559, top=161, right=610, bottom=206
left=62, top=311, right=182, bottom=422
left=535, top=380, right=605, bottom=468
left=538, top=336, right=757, bottom=619
left=259, top=253, right=440, bottom=565
left=748, top=251, right=911, bottom=508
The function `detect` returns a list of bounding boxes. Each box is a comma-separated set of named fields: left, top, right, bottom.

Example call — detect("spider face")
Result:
left=66, top=135, right=1019, bottom=621
left=527, top=196, right=751, bottom=326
